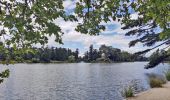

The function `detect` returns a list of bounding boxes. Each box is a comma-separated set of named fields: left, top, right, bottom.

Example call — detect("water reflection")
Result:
left=0, top=62, right=169, bottom=100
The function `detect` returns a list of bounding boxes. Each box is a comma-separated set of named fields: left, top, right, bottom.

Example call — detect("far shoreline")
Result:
left=0, top=60, right=149, bottom=64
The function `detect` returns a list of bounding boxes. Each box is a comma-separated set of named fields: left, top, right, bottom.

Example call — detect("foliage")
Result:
left=0, top=69, right=10, bottom=84
left=74, top=49, right=79, bottom=62
left=0, top=0, right=77, bottom=82
left=0, top=0, right=169, bottom=84
left=68, top=55, right=76, bottom=63
left=121, top=79, right=144, bottom=98
left=147, top=73, right=166, bottom=88
left=149, top=78, right=164, bottom=88
left=0, top=47, right=79, bottom=63
left=0, top=0, right=78, bottom=48
left=74, top=0, right=170, bottom=68
left=122, top=86, right=134, bottom=98
left=75, top=0, right=170, bottom=39
left=146, top=49, right=169, bottom=69
left=83, top=44, right=147, bottom=62
left=31, top=58, right=39, bottom=63
left=165, top=71, right=170, bottom=81
left=0, top=44, right=147, bottom=63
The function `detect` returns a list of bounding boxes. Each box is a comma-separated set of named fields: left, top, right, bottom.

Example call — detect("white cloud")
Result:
left=49, top=17, right=138, bottom=54
left=46, top=1, right=151, bottom=55
left=63, top=0, right=79, bottom=10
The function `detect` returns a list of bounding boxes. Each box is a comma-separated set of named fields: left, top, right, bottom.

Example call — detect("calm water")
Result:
left=0, top=62, right=169, bottom=100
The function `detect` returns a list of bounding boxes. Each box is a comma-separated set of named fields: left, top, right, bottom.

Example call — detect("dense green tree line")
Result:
left=83, top=45, right=148, bottom=62
left=0, top=47, right=79, bottom=63
left=0, top=45, right=148, bottom=63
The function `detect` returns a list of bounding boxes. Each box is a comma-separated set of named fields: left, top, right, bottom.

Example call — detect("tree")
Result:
left=83, top=51, right=89, bottom=62
left=99, top=45, right=122, bottom=61
left=0, top=0, right=77, bottom=47
left=93, top=49, right=101, bottom=61
left=39, top=47, right=50, bottom=63
left=89, top=45, right=94, bottom=61
left=120, top=51, right=133, bottom=62
left=83, top=44, right=146, bottom=62
left=146, top=49, right=168, bottom=69
left=0, top=0, right=169, bottom=82
left=75, top=0, right=169, bottom=38
left=68, top=55, right=75, bottom=63
left=75, top=0, right=170, bottom=68
left=50, top=47, right=56, bottom=60
left=0, top=0, right=77, bottom=82
left=74, top=48, right=79, bottom=61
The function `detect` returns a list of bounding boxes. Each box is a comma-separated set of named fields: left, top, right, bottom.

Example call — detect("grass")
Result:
left=122, top=86, right=134, bottom=98
left=165, top=71, right=170, bottom=81
left=147, top=73, right=166, bottom=88
left=149, top=78, right=164, bottom=88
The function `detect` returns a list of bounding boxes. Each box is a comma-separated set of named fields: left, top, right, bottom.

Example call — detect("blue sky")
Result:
left=46, top=0, right=151, bottom=56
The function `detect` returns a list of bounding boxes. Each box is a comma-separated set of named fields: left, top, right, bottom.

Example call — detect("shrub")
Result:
left=147, top=73, right=166, bottom=88
left=149, top=78, right=164, bottom=88
left=165, top=71, right=170, bottom=81
left=31, top=58, right=40, bottom=63
left=122, top=86, right=134, bottom=98
left=68, top=55, right=75, bottom=63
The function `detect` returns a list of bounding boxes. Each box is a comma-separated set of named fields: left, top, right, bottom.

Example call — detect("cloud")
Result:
left=46, top=1, right=151, bottom=55
left=48, top=16, right=139, bottom=54
left=63, top=0, right=78, bottom=10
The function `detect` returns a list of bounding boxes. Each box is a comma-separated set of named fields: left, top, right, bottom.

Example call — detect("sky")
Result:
left=46, top=0, right=150, bottom=56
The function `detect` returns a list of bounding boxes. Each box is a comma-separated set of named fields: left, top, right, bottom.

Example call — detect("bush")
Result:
left=165, top=71, right=170, bottom=81
left=147, top=73, right=166, bottom=88
left=122, top=86, right=134, bottom=98
left=31, top=58, right=40, bottom=63
left=149, top=78, right=164, bottom=88
left=68, top=55, right=75, bottom=63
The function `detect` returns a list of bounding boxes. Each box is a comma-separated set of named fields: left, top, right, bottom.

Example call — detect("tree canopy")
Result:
left=75, top=0, right=169, bottom=41
left=83, top=44, right=147, bottom=62
left=0, top=0, right=77, bottom=83
left=75, top=0, right=170, bottom=68
left=0, top=0, right=77, bottom=47
left=0, top=0, right=168, bottom=46
left=0, top=0, right=169, bottom=82
left=0, top=0, right=169, bottom=55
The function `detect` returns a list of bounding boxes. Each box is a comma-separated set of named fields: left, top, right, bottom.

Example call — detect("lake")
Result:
left=0, top=62, right=169, bottom=100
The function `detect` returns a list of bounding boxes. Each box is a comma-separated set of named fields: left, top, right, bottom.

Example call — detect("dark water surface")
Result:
left=0, top=62, right=169, bottom=100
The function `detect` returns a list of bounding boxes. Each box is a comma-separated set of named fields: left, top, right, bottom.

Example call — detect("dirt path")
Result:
left=127, top=82, right=170, bottom=100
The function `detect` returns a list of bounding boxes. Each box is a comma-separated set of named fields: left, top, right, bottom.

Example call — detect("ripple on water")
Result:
left=0, top=62, right=169, bottom=100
